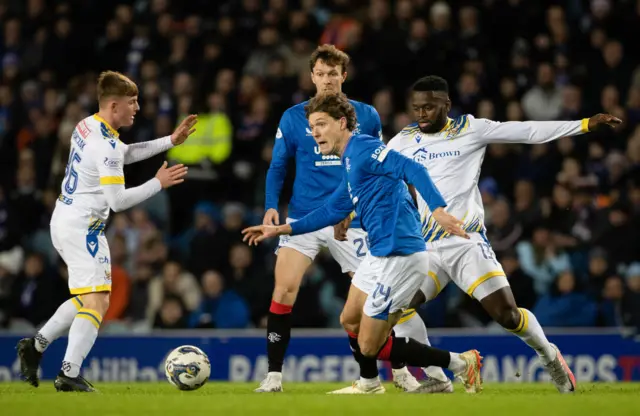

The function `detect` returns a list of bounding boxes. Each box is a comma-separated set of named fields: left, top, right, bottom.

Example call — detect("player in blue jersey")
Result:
left=244, top=93, right=484, bottom=394
left=258, top=45, right=437, bottom=393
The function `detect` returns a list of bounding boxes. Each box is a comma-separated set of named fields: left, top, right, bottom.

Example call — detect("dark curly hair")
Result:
left=304, top=93, right=357, bottom=131
left=412, top=75, right=449, bottom=93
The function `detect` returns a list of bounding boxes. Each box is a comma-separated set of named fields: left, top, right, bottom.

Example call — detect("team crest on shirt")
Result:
left=100, top=123, right=118, bottom=149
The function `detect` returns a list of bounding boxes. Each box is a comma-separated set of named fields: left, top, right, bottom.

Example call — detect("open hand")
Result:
left=171, top=114, right=198, bottom=145
left=432, top=207, right=469, bottom=239
left=155, top=161, right=188, bottom=188
left=588, top=113, right=622, bottom=130
left=242, top=224, right=291, bottom=246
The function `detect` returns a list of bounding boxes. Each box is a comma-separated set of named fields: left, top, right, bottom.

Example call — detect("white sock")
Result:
left=35, top=296, right=83, bottom=353
left=394, top=311, right=448, bottom=382
left=359, top=375, right=380, bottom=387
left=62, top=307, right=102, bottom=378
left=507, top=308, right=556, bottom=365
left=447, top=352, right=466, bottom=374
left=267, top=371, right=282, bottom=381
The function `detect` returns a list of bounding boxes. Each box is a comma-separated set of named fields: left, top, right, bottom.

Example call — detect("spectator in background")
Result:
left=599, top=275, right=624, bottom=326
left=154, top=295, right=188, bottom=329
left=0, top=187, right=18, bottom=252
left=585, top=247, right=615, bottom=299
left=591, top=201, right=639, bottom=265
left=243, top=26, right=292, bottom=79
left=9, top=252, right=65, bottom=328
left=125, top=262, right=155, bottom=325
left=147, top=261, right=202, bottom=323
left=512, top=180, right=543, bottom=236
left=522, top=62, right=562, bottom=121
left=622, top=263, right=640, bottom=334
left=534, top=271, right=598, bottom=327
left=501, top=249, right=537, bottom=311
left=226, top=242, right=272, bottom=325
left=189, top=270, right=250, bottom=329
left=516, top=221, right=572, bottom=295
left=485, top=198, right=523, bottom=258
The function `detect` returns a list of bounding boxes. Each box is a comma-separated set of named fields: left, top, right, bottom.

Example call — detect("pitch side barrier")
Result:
left=0, top=328, right=638, bottom=382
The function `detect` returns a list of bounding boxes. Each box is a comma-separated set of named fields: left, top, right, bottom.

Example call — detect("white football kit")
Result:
left=51, top=114, right=173, bottom=295
left=387, top=115, right=589, bottom=300
left=278, top=218, right=367, bottom=274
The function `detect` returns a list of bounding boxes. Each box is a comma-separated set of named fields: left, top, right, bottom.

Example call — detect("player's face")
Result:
left=113, top=95, right=140, bottom=128
left=308, top=111, right=345, bottom=155
left=311, top=60, right=346, bottom=95
left=410, top=91, right=451, bottom=134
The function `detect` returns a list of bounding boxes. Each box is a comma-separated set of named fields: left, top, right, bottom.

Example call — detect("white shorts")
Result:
left=50, top=209, right=112, bottom=295
left=420, top=233, right=508, bottom=301
left=277, top=217, right=367, bottom=274
left=353, top=251, right=429, bottom=320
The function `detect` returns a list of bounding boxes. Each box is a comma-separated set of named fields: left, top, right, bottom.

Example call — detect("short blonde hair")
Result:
left=97, top=71, right=138, bottom=101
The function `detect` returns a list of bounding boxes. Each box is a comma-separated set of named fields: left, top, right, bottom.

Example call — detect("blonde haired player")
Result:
left=17, top=71, right=197, bottom=392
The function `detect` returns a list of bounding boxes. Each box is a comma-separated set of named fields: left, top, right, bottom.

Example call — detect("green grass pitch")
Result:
left=1, top=382, right=639, bottom=416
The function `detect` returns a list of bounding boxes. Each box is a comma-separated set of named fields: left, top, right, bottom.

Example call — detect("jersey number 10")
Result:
left=64, top=149, right=82, bottom=194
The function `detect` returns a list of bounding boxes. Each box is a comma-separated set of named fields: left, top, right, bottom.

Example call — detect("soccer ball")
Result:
left=164, top=345, right=211, bottom=390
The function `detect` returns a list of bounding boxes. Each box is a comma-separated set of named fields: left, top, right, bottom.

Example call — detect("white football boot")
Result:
left=544, top=343, right=576, bottom=393
left=392, top=367, right=422, bottom=392
left=327, top=379, right=386, bottom=394
left=409, top=377, right=455, bottom=393
left=254, top=372, right=283, bottom=393
left=454, top=349, right=483, bottom=393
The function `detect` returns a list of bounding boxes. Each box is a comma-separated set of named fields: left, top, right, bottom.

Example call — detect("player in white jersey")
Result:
left=386, top=75, right=621, bottom=393
left=17, top=71, right=197, bottom=392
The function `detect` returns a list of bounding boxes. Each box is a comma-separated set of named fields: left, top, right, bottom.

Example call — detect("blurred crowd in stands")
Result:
left=0, top=0, right=638, bottom=334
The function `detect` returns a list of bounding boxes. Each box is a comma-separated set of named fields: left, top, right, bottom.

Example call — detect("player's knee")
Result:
left=340, top=311, right=360, bottom=334
left=271, top=282, right=299, bottom=304
left=80, top=291, right=110, bottom=316
left=358, top=338, right=381, bottom=359
left=496, top=306, right=521, bottom=330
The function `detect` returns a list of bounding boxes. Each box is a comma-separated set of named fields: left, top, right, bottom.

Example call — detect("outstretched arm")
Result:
left=476, top=113, right=621, bottom=145
left=124, top=114, right=197, bottom=164
left=243, top=178, right=353, bottom=245
left=289, top=178, right=353, bottom=236
left=123, top=136, right=173, bottom=164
